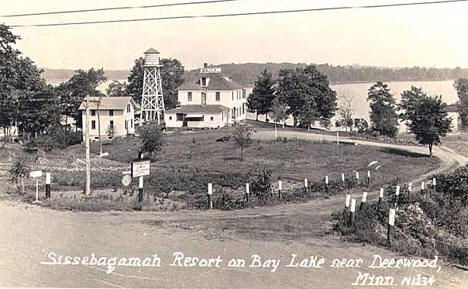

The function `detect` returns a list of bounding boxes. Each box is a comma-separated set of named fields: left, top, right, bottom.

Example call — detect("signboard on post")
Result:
left=30, top=170, right=43, bottom=178
left=131, top=161, right=150, bottom=178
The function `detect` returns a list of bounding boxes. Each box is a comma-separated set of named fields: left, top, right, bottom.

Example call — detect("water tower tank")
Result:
left=144, top=48, right=160, bottom=66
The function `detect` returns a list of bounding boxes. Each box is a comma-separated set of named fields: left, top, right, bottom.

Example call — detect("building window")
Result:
left=210, top=116, right=214, bottom=121
left=177, top=113, right=184, bottom=121
left=201, top=77, right=207, bottom=86
left=110, top=120, right=114, bottom=128
left=232, top=91, right=234, bottom=101
left=131, top=119, right=133, bottom=128
left=216, top=92, right=220, bottom=101
left=91, top=110, right=96, bottom=116
left=169, top=116, right=172, bottom=120
left=127, top=104, right=131, bottom=113
left=188, top=92, right=192, bottom=102
left=109, top=110, right=114, bottom=117
left=91, top=120, right=96, bottom=130
left=125, top=120, right=128, bottom=129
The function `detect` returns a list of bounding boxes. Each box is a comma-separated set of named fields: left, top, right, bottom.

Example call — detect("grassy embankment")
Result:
left=1, top=126, right=439, bottom=211
left=332, top=166, right=468, bottom=265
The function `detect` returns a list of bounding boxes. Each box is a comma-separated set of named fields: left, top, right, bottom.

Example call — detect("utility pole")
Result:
left=85, top=95, right=91, bottom=195
left=97, top=95, right=103, bottom=156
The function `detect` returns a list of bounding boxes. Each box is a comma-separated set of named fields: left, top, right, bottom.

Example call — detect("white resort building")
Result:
left=164, top=65, right=252, bottom=129
left=79, top=96, right=137, bottom=141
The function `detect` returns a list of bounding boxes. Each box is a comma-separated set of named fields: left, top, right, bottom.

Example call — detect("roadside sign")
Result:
left=131, top=161, right=150, bottom=178
left=30, top=170, right=42, bottom=178
left=122, top=174, right=132, bottom=187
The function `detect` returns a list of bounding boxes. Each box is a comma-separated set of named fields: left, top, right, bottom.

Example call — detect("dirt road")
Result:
left=0, top=131, right=467, bottom=288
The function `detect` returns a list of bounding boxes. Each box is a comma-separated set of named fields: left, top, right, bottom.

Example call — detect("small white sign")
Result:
left=345, top=194, right=351, bottom=207
left=362, top=192, right=368, bottom=203
left=208, top=183, right=213, bottom=195
left=380, top=188, right=384, bottom=198
left=45, top=173, right=51, bottom=184
left=389, top=209, right=396, bottom=226
left=30, top=170, right=42, bottom=178
left=395, top=185, right=400, bottom=196
left=131, top=161, right=150, bottom=178
left=122, top=174, right=132, bottom=187
left=278, top=180, right=282, bottom=191
left=350, top=199, right=356, bottom=212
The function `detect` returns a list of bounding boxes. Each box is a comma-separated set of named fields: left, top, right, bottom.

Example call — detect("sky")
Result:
left=1, top=0, right=468, bottom=71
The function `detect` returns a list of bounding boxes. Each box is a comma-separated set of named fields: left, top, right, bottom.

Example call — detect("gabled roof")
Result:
left=78, top=96, right=136, bottom=110
left=166, top=104, right=230, bottom=114
left=178, top=73, right=244, bottom=91
left=144, top=48, right=159, bottom=54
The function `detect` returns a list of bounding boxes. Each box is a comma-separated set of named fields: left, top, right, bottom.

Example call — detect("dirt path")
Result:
left=0, top=132, right=467, bottom=288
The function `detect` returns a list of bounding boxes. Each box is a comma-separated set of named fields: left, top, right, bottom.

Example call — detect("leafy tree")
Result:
left=9, top=156, right=30, bottom=194
left=276, top=64, right=337, bottom=128
left=125, top=57, right=184, bottom=109
left=367, top=82, right=399, bottom=137
left=139, top=122, right=164, bottom=159
left=268, top=97, right=288, bottom=140
left=337, top=94, right=354, bottom=132
left=231, top=124, right=252, bottom=161
left=107, top=80, right=127, bottom=96
left=400, top=87, right=452, bottom=156
left=57, top=68, right=107, bottom=128
left=247, top=69, right=276, bottom=121
left=453, top=79, right=468, bottom=127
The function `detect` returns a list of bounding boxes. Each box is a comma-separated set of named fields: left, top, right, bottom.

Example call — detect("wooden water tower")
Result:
left=140, top=48, right=164, bottom=124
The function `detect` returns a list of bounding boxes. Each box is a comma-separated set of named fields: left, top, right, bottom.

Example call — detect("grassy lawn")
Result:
left=443, top=132, right=468, bottom=157
left=1, top=126, right=440, bottom=211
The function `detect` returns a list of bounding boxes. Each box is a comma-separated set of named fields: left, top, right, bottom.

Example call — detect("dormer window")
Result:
left=201, top=77, right=207, bottom=87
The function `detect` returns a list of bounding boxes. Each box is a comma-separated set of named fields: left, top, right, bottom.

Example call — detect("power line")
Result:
left=9, top=0, right=468, bottom=28
left=1, top=0, right=237, bottom=18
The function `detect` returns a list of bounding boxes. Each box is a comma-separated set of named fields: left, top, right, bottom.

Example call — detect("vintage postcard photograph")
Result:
left=0, top=0, right=467, bottom=288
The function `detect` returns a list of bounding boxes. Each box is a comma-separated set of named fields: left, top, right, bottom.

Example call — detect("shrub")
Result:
left=140, top=122, right=164, bottom=159
left=249, top=168, right=272, bottom=201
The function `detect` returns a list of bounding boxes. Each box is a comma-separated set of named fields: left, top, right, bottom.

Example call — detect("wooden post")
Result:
left=325, top=175, right=329, bottom=193
left=355, top=171, right=359, bottom=186
left=345, top=194, right=350, bottom=209
left=304, top=178, right=308, bottom=193
left=245, top=183, right=249, bottom=204
left=421, top=181, right=425, bottom=191
left=349, top=199, right=356, bottom=226
left=208, top=183, right=213, bottom=209
left=138, top=176, right=144, bottom=202
left=360, top=192, right=367, bottom=210
left=367, top=170, right=371, bottom=186
left=45, top=173, right=51, bottom=198
left=387, top=208, right=396, bottom=247
left=34, top=178, right=39, bottom=203
left=341, top=173, right=345, bottom=187
left=408, top=182, right=412, bottom=201
left=85, top=95, right=91, bottom=196
left=432, top=177, right=436, bottom=193
left=395, top=185, right=400, bottom=206
left=378, top=188, right=384, bottom=211
left=278, top=180, right=282, bottom=199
